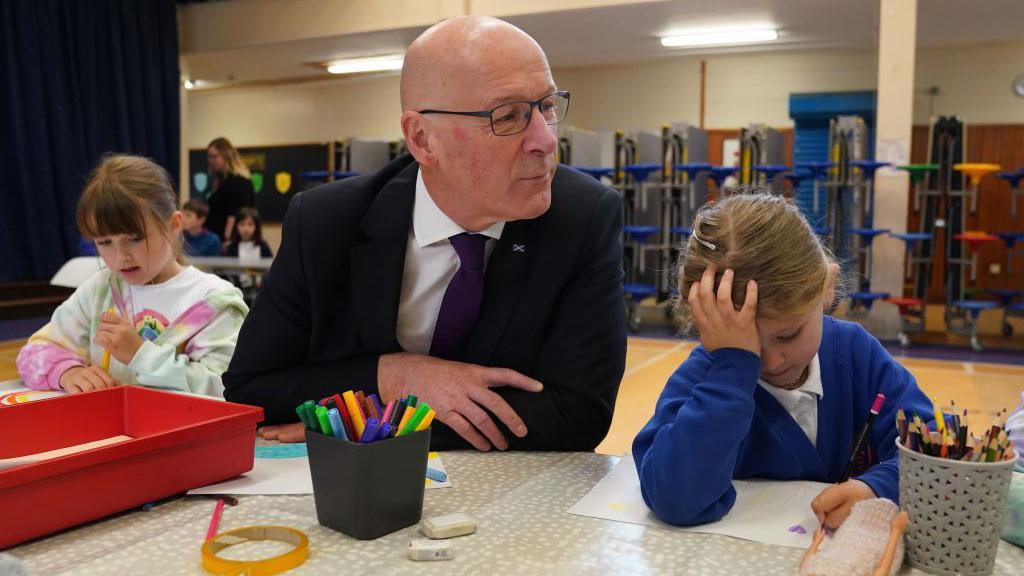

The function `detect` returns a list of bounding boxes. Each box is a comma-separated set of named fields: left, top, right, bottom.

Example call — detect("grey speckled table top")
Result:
left=9, top=451, right=1024, bottom=575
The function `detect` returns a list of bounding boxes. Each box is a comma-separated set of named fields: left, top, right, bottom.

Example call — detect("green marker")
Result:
left=406, top=395, right=418, bottom=408
left=399, top=403, right=431, bottom=436
left=295, top=404, right=311, bottom=429
left=315, top=405, right=333, bottom=435
left=297, top=400, right=316, bottom=430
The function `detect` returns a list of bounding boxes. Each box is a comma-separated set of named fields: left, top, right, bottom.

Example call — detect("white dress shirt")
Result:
left=395, top=169, right=505, bottom=354
left=757, top=354, right=823, bottom=447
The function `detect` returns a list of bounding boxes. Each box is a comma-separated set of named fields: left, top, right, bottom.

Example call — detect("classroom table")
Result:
left=9, top=450, right=1024, bottom=575
left=189, top=256, right=274, bottom=273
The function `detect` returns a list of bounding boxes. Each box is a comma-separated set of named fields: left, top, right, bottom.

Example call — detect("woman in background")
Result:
left=205, top=137, right=254, bottom=244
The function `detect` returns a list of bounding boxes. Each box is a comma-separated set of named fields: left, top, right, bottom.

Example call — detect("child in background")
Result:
left=632, top=191, right=934, bottom=530
left=16, top=155, right=248, bottom=397
left=181, top=199, right=221, bottom=257
left=224, top=207, right=273, bottom=260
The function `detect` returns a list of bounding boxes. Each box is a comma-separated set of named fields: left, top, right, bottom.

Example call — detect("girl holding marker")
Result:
left=633, top=190, right=934, bottom=530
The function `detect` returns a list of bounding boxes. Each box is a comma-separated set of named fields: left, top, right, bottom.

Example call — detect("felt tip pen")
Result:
left=299, top=400, right=317, bottom=430
left=367, top=393, right=384, bottom=419
left=315, top=405, right=333, bottom=436
left=397, top=405, right=416, bottom=433
left=327, top=408, right=348, bottom=441
left=426, top=468, right=447, bottom=483
left=361, top=417, right=382, bottom=444
left=381, top=400, right=396, bottom=424
left=840, top=393, right=885, bottom=483
left=400, top=403, right=432, bottom=436
left=415, top=409, right=436, bottom=432
left=343, top=391, right=366, bottom=441
left=295, top=403, right=313, bottom=430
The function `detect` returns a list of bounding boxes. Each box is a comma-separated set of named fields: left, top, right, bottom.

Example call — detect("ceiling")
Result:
left=180, top=0, right=1024, bottom=90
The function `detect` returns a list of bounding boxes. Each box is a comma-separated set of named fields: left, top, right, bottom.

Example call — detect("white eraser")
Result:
left=421, top=512, right=477, bottom=539
left=408, top=539, right=453, bottom=561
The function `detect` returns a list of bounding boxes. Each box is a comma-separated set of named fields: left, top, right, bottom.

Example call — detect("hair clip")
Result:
left=693, top=234, right=716, bottom=251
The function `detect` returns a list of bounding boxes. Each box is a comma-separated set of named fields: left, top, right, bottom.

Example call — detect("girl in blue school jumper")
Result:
left=633, top=191, right=934, bottom=530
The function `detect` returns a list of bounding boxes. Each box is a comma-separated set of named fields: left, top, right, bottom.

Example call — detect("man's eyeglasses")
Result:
left=418, top=91, right=570, bottom=137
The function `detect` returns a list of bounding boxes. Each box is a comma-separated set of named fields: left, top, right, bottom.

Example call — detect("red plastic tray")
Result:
left=0, top=386, right=263, bottom=548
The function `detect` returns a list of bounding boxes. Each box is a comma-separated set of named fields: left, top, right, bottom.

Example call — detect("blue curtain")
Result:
left=0, top=0, right=179, bottom=283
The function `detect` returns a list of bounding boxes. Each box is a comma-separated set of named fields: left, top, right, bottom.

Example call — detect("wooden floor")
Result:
left=595, top=337, right=1024, bottom=455
left=2, top=336, right=1021, bottom=457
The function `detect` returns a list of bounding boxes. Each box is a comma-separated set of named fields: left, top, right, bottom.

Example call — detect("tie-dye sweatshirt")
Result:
left=17, top=267, right=248, bottom=396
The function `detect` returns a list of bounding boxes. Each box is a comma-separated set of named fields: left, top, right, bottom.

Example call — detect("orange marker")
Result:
left=342, top=391, right=366, bottom=441
left=397, top=405, right=415, bottom=433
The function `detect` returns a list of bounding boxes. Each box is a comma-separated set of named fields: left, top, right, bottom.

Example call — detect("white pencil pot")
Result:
left=897, top=438, right=1016, bottom=576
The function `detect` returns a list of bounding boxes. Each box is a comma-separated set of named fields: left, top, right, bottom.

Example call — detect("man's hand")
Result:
left=259, top=423, right=306, bottom=443
left=378, top=353, right=543, bottom=451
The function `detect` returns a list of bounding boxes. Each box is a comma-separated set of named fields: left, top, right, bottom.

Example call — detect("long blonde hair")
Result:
left=77, top=154, right=185, bottom=264
left=208, top=137, right=251, bottom=179
left=674, top=189, right=844, bottom=333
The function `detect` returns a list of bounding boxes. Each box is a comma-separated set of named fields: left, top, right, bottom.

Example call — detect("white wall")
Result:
left=185, top=41, right=1024, bottom=149
left=185, top=74, right=402, bottom=149
left=914, top=42, right=1024, bottom=124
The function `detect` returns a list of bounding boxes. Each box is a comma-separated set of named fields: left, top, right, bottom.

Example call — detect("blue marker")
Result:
left=328, top=408, right=348, bottom=441
left=426, top=468, right=447, bottom=483
left=376, top=422, right=393, bottom=442
left=360, top=417, right=381, bottom=444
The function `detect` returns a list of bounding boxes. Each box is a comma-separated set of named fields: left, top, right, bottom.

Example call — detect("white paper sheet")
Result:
left=0, top=382, right=65, bottom=406
left=188, top=456, right=314, bottom=495
left=187, top=446, right=453, bottom=495
left=567, top=455, right=826, bottom=548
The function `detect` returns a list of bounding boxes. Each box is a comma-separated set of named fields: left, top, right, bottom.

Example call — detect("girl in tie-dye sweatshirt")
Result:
left=17, top=155, right=247, bottom=397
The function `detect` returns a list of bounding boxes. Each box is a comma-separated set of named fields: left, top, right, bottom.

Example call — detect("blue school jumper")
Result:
left=632, top=316, right=934, bottom=526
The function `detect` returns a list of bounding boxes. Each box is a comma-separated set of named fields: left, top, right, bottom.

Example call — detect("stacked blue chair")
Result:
left=851, top=160, right=890, bottom=226
left=988, top=289, right=1023, bottom=337
left=795, top=161, right=835, bottom=215
left=707, top=166, right=737, bottom=191
left=623, top=224, right=661, bottom=332
left=752, top=165, right=790, bottom=186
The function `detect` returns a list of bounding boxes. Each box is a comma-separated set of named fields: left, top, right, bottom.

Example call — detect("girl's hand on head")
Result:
left=811, top=479, right=876, bottom=530
left=58, top=365, right=120, bottom=394
left=688, top=266, right=760, bottom=356
left=96, top=310, right=144, bottom=365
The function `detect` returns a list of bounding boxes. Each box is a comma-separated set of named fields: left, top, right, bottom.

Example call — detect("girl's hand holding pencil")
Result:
left=96, top=308, right=144, bottom=365
left=811, top=479, right=876, bottom=530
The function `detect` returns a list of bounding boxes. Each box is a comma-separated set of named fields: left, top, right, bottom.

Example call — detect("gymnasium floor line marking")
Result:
left=622, top=342, right=689, bottom=379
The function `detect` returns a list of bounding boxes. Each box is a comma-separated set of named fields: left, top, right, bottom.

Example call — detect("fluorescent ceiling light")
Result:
left=660, top=29, right=778, bottom=48
left=326, top=54, right=404, bottom=75
left=183, top=79, right=195, bottom=90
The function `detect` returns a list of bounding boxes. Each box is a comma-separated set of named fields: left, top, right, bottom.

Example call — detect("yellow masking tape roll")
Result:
left=201, top=526, right=308, bottom=576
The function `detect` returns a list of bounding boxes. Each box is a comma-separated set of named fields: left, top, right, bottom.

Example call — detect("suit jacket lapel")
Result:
left=350, top=162, right=417, bottom=352
left=461, top=218, right=537, bottom=365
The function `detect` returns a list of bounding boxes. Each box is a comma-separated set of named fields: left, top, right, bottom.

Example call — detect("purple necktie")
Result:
left=429, top=233, right=488, bottom=360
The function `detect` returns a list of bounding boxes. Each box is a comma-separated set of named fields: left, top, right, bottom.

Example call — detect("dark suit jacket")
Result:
left=223, top=155, right=626, bottom=450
